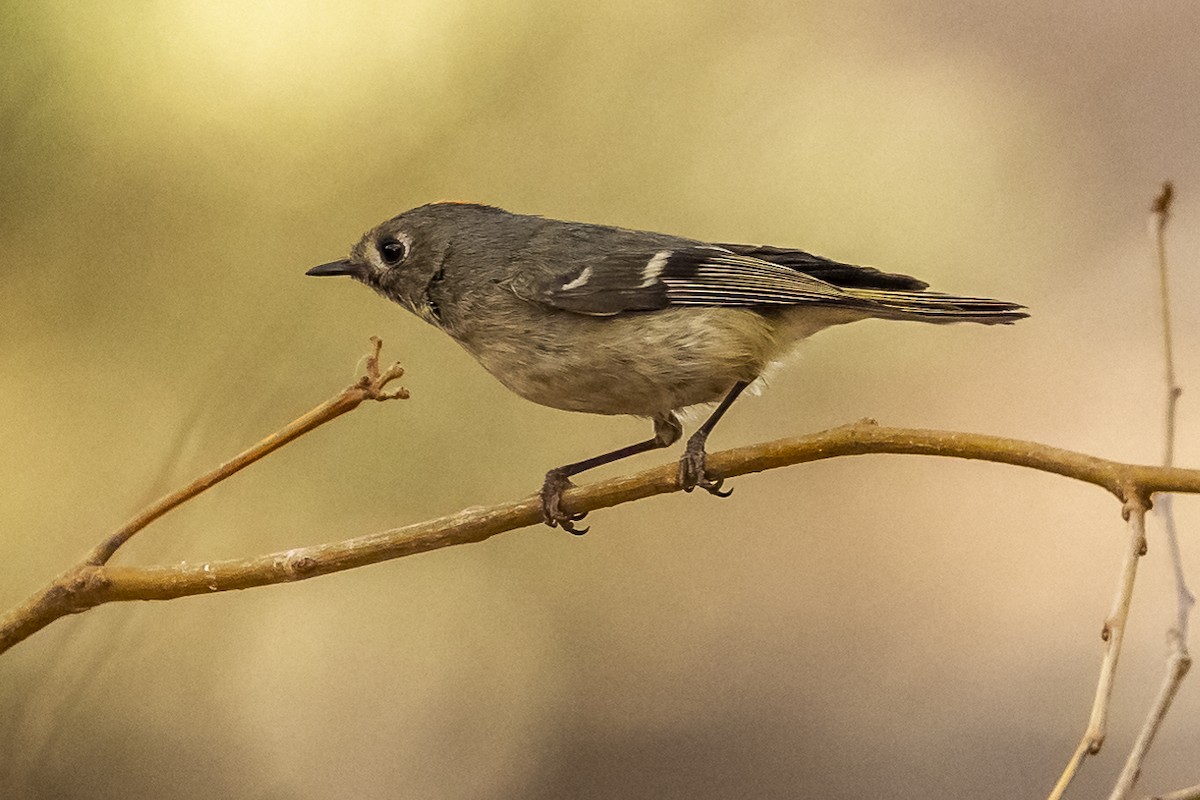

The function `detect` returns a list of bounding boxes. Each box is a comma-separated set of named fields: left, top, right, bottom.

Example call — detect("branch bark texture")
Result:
left=5, top=420, right=1200, bottom=656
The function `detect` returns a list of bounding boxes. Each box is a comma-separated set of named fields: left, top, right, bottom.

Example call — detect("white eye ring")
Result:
left=378, top=237, right=408, bottom=265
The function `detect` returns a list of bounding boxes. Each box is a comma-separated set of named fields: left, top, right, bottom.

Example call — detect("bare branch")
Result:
left=1116, top=644, right=1193, bottom=799
left=1050, top=500, right=1149, bottom=800
left=1109, top=182, right=1196, bottom=800
left=1147, top=783, right=1200, bottom=800
left=84, top=337, right=407, bottom=566
left=1153, top=181, right=1182, bottom=466
left=6, top=420, right=1200, bottom=656
left=1149, top=179, right=1195, bottom=649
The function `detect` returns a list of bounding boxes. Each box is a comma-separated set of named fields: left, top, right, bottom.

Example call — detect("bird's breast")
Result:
left=455, top=305, right=797, bottom=416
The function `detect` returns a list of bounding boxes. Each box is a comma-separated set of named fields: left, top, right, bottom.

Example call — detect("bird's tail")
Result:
left=843, top=287, right=1028, bottom=324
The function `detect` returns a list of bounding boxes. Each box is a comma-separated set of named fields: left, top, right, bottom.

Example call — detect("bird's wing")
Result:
left=514, top=245, right=874, bottom=316
left=714, top=243, right=929, bottom=291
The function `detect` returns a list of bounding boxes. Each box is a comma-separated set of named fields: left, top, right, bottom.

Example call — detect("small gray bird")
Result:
left=308, top=202, right=1026, bottom=533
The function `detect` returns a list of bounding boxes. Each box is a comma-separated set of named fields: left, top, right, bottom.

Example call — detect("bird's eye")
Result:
left=379, top=238, right=408, bottom=265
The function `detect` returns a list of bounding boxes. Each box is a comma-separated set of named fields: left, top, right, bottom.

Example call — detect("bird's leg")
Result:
left=541, top=413, right=683, bottom=534
left=679, top=381, right=750, bottom=496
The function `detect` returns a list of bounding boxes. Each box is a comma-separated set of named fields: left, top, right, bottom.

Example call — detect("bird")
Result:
left=307, top=202, right=1026, bottom=533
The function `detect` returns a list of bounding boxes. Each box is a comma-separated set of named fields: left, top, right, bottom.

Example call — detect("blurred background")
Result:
left=3, top=1, right=1199, bottom=797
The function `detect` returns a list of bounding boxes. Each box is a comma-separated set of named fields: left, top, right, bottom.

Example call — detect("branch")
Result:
left=1050, top=500, right=1149, bottom=800
left=6, top=419, right=1200, bottom=656
left=1110, top=181, right=1195, bottom=800
left=0, top=336, right=408, bottom=653
left=85, top=336, right=408, bottom=565
left=1148, top=784, right=1200, bottom=800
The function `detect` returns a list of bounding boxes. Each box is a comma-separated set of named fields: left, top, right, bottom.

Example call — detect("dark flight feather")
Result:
left=525, top=244, right=1026, bottom=324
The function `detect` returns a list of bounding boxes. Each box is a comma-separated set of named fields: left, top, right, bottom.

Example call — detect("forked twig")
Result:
left=1114, top=183, right=1195, bottom=799
left=0, top=338, right=407, bottom=653
left=1049, top=182, right=1198, bottom=800
left=85, top=337, right=407, bottom=566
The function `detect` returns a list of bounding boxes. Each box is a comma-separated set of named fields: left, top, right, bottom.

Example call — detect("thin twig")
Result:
left=83, top=337, right=407, bottom=566
left=1147, top=783, right=1200, bottom=800
left=1150, top=179, right=1195, bottom=645
left=6, top=420, right=1200, bottom=656
left=1110, top=182, right=1195, bottom=800
left=1119, top=646, right=1193, bottom=799
left=1153, top=181, right=1180, bottom=468
left=1049, top=500, right=1149, bottom=800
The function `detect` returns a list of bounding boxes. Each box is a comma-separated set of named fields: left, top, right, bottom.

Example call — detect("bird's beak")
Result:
left=306, top=259, right=358, bottom=277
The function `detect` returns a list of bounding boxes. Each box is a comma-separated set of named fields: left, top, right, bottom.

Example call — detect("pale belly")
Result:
left=455, top=305, right=858, bottom=416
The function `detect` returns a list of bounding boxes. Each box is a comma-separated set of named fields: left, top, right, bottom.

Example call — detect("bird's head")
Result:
left=306, top=202, right=510, bottom=323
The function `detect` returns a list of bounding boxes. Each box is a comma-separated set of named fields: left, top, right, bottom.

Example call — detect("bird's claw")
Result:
left=540, top=469, right=589, bottom=535
left=703, top=477, right=734, bottom=497
left=678, top=439, right=733, bottom=497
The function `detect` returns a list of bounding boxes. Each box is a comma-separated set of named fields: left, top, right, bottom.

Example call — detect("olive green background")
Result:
left=3, top=2, right=1200, bottom=797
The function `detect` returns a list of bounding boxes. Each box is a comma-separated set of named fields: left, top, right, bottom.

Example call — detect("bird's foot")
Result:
left=678, top=436, right=733, bottom=497
left=540, top=469, right=589, bottom=535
